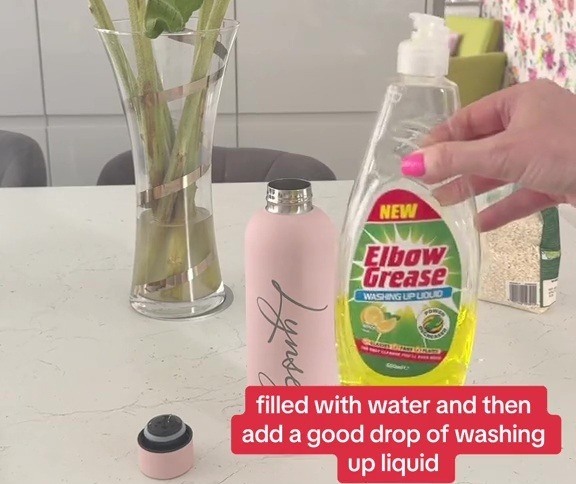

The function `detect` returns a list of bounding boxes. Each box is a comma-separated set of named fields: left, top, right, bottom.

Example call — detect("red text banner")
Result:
left=231, top=386, right=561, bottom=483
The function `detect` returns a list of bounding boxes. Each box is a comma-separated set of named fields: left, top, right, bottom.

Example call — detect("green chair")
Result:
left=446, top=16, right=503, bottom=56
left=446, top=16, right=507, bottom=107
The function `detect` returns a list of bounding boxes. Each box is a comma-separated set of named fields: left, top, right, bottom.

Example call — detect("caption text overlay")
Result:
left=231, top=386, right=561, bottom=483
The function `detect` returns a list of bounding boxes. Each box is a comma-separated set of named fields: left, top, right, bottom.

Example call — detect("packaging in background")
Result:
left=478, top=185, right=561, bottom=313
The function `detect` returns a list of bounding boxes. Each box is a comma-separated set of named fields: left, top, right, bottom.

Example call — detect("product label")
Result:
left=542, top=278, right=558, bottom=307
left=347, top=189, right=462, bottom=378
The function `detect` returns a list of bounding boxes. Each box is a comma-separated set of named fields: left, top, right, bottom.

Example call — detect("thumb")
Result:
left=401, top=133, right=523, bottom=186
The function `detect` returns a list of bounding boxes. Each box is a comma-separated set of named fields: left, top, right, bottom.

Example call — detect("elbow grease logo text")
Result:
left=256, top=280, right=327, bottom=386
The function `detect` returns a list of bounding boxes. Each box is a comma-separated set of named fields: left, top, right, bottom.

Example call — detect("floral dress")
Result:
left=482, top=0, right=576, bottom=92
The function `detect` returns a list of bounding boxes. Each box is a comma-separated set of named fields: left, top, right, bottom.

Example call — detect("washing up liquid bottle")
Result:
left=336, top=13, right=480, bottom=386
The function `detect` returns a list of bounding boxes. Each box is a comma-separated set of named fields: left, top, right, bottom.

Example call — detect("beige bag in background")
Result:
left=477, top=185, right=561, bottom=314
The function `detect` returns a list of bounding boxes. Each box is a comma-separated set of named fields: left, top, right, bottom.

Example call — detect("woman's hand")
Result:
left=401, top=79, right=576, bottom=231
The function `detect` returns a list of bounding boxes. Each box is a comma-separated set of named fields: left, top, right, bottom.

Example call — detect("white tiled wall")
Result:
left=0, top=0, right=44, bottom=116
left=1, top=0, right=447, bottom=185
left=239, top=113, right=378, bottom=181
left=234, top=0, right=429, bottom=181
left=236, top=0, right=424, bottom=114
left=445, top=1, right=481, bottom=17
left=37, top=0, right=128, bottom=116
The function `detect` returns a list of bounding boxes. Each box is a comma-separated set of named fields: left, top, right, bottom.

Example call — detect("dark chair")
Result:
left=97, top=146, right=336, bottom=185
left=0, top=131, right=47, bottom=187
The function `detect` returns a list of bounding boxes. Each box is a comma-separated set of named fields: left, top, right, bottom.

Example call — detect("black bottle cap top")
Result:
left=137, top=414, right=193, bottom=454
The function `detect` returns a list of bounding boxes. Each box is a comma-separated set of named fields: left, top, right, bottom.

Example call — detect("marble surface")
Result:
left=0, top=181, right=575, bottom=484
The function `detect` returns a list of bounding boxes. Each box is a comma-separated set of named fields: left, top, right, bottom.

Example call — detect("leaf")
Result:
left=177, top=0, right=205, bottom=20
left=145, top=0, right=204, bottom=38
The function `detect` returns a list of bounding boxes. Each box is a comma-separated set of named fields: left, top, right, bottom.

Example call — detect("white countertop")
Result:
left=0, top=181, right=575, bottom=484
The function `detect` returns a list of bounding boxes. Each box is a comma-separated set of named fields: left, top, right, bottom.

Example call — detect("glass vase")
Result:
left=97, top=18, right=239, bottom=320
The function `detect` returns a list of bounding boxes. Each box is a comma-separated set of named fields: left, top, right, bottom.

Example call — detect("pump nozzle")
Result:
left=409, top=13, right=448, bottom=39
left=397, top=13, right=451, bottom=77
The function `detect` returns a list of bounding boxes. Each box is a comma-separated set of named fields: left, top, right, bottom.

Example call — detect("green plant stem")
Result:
left=155, top=0, right=231, bottom=222
left=91, top=0, right=176, bottom=192
left=89, top=0, right=138, bottom=105
left=199, top=0, right=215, bottom=30
left=195, top=0, right=215, bottom=67
left=182, top=0, right=231, bottom=176
left=127, top=0, right=173, bottom=189
left=180, top=0, right=231, bottom=172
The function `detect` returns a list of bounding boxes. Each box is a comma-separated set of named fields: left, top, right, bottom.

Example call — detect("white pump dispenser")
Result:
left=397, top=13, right=451, bottom=77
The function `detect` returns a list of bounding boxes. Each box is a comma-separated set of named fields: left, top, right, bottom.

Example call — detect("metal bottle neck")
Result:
left=265, top=179, right=314, bottom=215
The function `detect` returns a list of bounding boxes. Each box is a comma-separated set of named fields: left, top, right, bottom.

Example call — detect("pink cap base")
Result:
left=138, top=440, right=194, bottom=480
left=137, top=415, right=194, bottom=480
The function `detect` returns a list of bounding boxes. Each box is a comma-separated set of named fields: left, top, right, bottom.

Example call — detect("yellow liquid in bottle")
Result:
left=336, top=296, right=477, bottom=386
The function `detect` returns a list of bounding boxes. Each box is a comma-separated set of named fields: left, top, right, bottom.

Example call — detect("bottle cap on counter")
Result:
left=137, top=414, right=194, bottom=480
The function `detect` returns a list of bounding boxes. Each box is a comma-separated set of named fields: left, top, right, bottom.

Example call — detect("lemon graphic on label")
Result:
left=361, top=306, right=401, bottom=343
left=361, top=305, right=385, bottom=325
left=375, top=317, right=398, bottom=334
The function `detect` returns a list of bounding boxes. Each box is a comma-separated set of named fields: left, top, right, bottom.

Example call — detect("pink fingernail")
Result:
left=401, top=152, right=425, bottom=177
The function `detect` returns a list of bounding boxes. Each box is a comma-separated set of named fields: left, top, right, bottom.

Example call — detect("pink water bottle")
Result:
left=245, top=179, right=338, bottom=386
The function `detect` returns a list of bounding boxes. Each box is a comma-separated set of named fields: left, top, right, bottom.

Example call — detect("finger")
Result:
left=426, top=85, right=521, bottom=144
left=406, top=133, right=523, bottom=185
left=477, top=188, right=556, bottom=232
left=433, top=176, right=507, bottom=206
